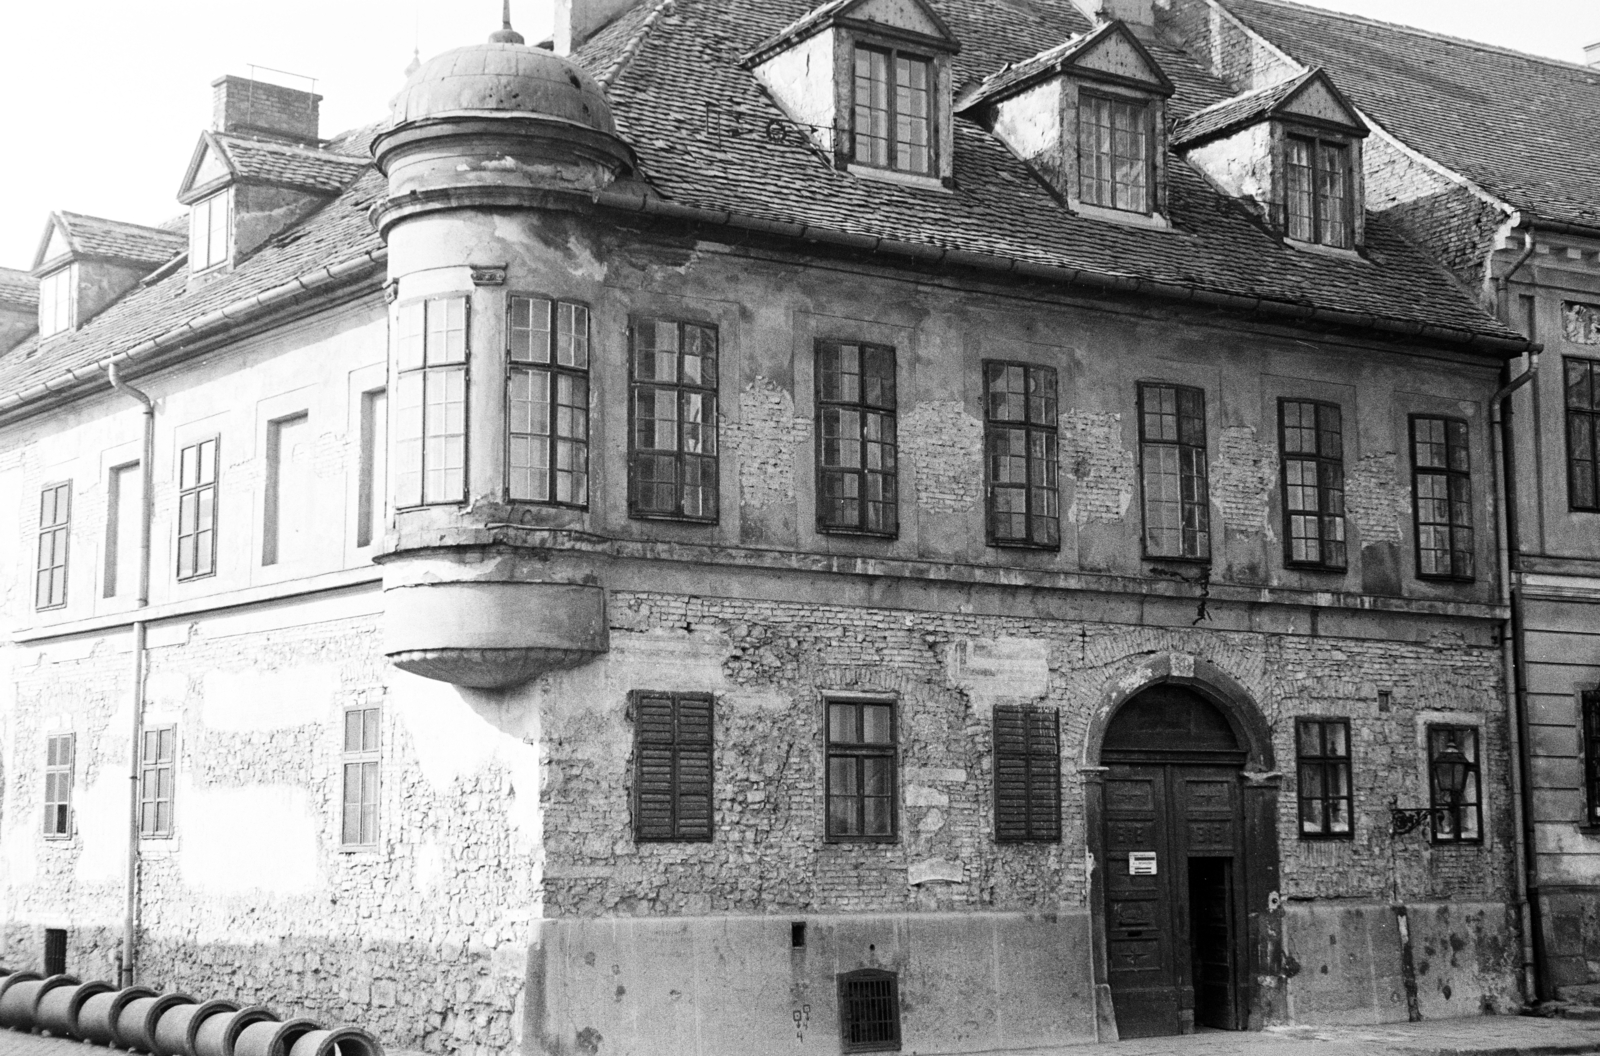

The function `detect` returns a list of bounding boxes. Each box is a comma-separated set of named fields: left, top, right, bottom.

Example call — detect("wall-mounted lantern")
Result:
left=1389, top=734, right=1470, bottom=837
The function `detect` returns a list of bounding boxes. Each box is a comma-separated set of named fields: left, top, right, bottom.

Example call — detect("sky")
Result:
left=0, top=0, right=1596, bottom=272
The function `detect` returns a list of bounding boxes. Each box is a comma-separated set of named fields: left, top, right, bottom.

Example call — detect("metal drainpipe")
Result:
left=1490, top=222, right=1544, bottom=1004
left=107, top=361, right=154, bottom=988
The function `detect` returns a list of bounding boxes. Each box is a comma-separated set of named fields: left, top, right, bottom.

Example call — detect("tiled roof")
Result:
left=1220, top=0, right=1600, bottom=231
left=46, top=212, right=187, bottom=268
left=0, top=129, right=382, bottom=401
left=588, top=0, right=1521, bottom=346
left=1171, top=69, right=1311, bottom=147
left=0, top=268, right=38, bottom=310
left=213, top=133, right=369, bottom=195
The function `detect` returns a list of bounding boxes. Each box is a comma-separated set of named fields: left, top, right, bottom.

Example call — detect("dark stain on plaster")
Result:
left=575, top=1026, right=603, bottom=1055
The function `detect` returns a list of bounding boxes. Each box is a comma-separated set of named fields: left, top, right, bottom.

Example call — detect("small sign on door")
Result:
left=1128, top=852, right=1158, bottom=876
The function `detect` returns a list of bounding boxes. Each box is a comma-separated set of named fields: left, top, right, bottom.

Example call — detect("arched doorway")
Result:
left=1099, top=683, right=1252, bottom=1038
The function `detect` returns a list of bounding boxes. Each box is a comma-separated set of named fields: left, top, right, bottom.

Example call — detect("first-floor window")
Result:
left=508, top=295, right=590, bottom=506
left=394, top=296, right=468, bottom=507
left=630, top=318, right=718, bottom=521
left=357, top=388, right=387, bottom=548
left=993, top=706, right=1060, bottom=842
left=176, top=439, right=218, bottom=580
left=1139, top=383, right=1209, bottom=559
left=1427, top=724, right=1481, bottom=845
left=1411, top=416, right=1473, bottom=580
left=342, top=707, right=380, bottom=847
left=36, top=480, right=71, bottom=609
left=826, top=698, right=897, bottom=841
left=139, top=725, right=176, bottom=838
left=1281, top=400, right=1347, bottom=569
left=984, top=362, right=1059, bottom=548
left=1566, top=358, right=1600, bottom=511
left=632, top=691, right=714, bottom=842
left=817, top=342, right=898, bottom=536
left=1583, top=690, right=1600, bottom=826
left=44, top=733, right=74, bottom=837
left=1296, top=718, right=1352, bottom=838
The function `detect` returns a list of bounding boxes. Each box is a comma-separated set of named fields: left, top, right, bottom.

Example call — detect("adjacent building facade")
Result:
left=0, top=0, right=1571, bottom=1054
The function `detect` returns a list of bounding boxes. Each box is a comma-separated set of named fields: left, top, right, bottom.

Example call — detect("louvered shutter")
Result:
left=633, top=692, right=714, bottom=842
left=994, top=705, right=1060, bottom=842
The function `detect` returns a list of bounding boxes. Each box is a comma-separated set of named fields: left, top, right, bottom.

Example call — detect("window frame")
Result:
left=850, top=42, right=936, bottom=176
left=356, top=387, right=388, bottom=549
left=341, top=705, right=381, bottom=849
left=1409, top=415, right=1475, bottom=582
left=44, top=732, right=75, bottom=839
left=36, top=480, right=71, bottom=610
left=1426, top=723, right=1483, bottom=846
left=138, top=724, right=177, bottom=839
left=627, top=317, right=720, bottom=523
left=262, top=411, right=310, bottom=567
left=1137, top=382, right=1210, bottom=562
left=993, top=705, right=1061, bottom=843
left=983, top=361, right=1060, bottom=550
left=393, top=296, right=470, bottom=509
left=505, top=294, right=591, bottom=509
left=824, top=695, right=899, bottom=843
left=631, top=691, right=716, bottom=843
left=1295, top=717, right=1353, bottom=841
left=1076, top=88, right=1156, bottom=215
left=1582, top=688, right=1600, bottom=828
left=38, top=265, right=77, bottom=338
left=1284, top=132, right=1354, bottom=249
left=838, top=968, right=902, bottom=1053
left=176, top=437, right=220, bottom=582
left=815, top=340, right=899, bottom=538
left=1564, top=357, right=1600, bottom=512
left=1279, top=398, right=1348, bottom=571
left=104, top=460, right=141, bottom=599
left=189, top=188, right=233, bottom=273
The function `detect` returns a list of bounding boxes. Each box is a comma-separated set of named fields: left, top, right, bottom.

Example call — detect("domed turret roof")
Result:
left=388, top=35, right=616, bottom=135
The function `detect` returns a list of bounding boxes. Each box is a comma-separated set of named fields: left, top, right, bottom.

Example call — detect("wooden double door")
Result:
left=1103, top=762, right=1248, bottom=1038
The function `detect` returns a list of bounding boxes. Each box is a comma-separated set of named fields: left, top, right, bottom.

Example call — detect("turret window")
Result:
left=394, top=297, right=468, bottom=508
left=1286, top=136, right=1352, bottom=249
left=852, top=45, right=933, bottom=175
left=507, top=295, right=590, bottom=507
left=1079, top=93, right=1152, bottom=214
left=190, top=190, right=232, bottom=272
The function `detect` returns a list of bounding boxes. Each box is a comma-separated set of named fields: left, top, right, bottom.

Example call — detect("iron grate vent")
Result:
left=838, top=969, right=900, bottom=1052
left=43, top=928, right=66, bottom=976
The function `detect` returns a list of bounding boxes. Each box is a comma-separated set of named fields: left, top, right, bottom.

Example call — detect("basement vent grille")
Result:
left=838, top=969, right=900, bottom=1052
left=43, top=928, right=66, bottom=976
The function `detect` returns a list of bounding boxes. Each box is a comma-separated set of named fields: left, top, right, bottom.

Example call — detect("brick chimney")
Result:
left=212, top=75, right=321, bottom=144
left=1587, top=41, right=1600, bottom=68
left=553, top=0, right=647, bottom=56
left=1073, top=0, right=1155, bottom=38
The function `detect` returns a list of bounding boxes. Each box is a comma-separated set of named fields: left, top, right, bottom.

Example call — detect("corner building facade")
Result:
left=0, top=0, right=1542, bottom=1053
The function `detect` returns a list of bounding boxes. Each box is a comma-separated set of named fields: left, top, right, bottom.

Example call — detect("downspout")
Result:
left=107, top=360, right=154, bottom=988
left=1490, top=223, right=1543, bottom=1004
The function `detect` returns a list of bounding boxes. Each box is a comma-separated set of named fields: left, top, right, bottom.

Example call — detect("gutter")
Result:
left=105, top=361, right=154, bottom=988
left=589, top=189, right=1539, bottom=358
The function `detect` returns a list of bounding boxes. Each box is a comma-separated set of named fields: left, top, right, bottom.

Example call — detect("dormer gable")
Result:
left=1174, top=69, right=1369, bottom=250
left=744, top=0, right=960, bottom=188
left=958, top=22, right=1174, bottom=223
left=29, top=211, right=185, bottom=338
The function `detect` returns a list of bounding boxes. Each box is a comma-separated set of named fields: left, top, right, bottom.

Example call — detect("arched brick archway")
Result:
left=1082, top=653, right=1285, bottom=1041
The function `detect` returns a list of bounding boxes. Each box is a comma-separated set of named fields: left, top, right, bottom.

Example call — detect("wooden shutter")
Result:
left=995, top=706, right=1061, bottom=842
left=633, top=692, right=714, bottom=842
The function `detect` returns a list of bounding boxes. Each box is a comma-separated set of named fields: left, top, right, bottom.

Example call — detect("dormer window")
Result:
left=1078, top=92, right=1153, bottom=214
left=1286, top=136, right=1352, bottom=249
left=853, top=45, right=933, bottom=175
left=190, top=190, right=232, bottom=272
left=38, top=265, right=77, bottom=338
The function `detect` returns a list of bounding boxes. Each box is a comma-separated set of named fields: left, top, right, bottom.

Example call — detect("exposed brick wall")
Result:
left=1158, top=0, right=1303, bottom=90
left=900, top=401, right=985, bottom=514
left=1364, top=134, right=1507, bottom=295
left=1060, top=409, right=1136, bottom=524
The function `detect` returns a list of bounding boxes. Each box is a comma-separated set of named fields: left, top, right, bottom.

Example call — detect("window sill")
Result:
left=845, top=164, right=949, bottom=192
left=1285, top=238, right=1366, bottom=262
left=1575, top=823, right=1600, bottom=837
left=1284, top=563, right=1349, bottom=574
left=1416, top=574, right=1477, bottom=585
left=1297, top=833, right=1355, bottom=842
left=823, top=836, right=899, bottom=845
left=988, top=539, right=1062, bottom=552
left=1070, top=200, right=1172, bottom=231
left=1144, top=555, right=1212, bottom=566
left=818, top=527, right=900, bottom=540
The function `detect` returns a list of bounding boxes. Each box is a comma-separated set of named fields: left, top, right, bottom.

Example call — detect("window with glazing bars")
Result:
left=1583, top=690, right=1600, bottom=827
left=508, top=296, right=590, bottom=506
left=1295, top=718, right=1352, bottom=839
left=176, top=439, right=218, bottom=581
left=852, top=45, right=932, bottom=175
left=44, top=733, right=74, bottom=838
left=139, top=725, right=176, bottom=838
left=342, top=706, right=380, bottom=847
left=826, top=699, right=896, bottom=841
left=1139, top=383, right=1209, bottom=559
left=817, top=342, right=897, bottom=535
left=36, top=481, right=70, bottom=609
left=1286, top=136, right=1353, bottom=248
left=1411, top=416, right=1473, bottom=580
left=1078, top=93, right=1151, bottom=213
left=632, top=692, right=714, bottom=842
left=630, top=319, right=718, bottom=521
left=1566, top=358, right=1600, bottom=511
left=993, top=706, right=1060, bottom=842
left=1427, top=724, right=1481, bottom=844
left=838, top=969, right=901, bottom=1053
left=1280, top=400, right=1347, bottom=569
left=985, top=362, right=1059, bottom=548
left=394, top=297, right=467, bottom=507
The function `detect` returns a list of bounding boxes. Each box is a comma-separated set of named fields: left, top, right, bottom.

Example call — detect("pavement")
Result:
left=3, top=1016, right=1600, bottom=1056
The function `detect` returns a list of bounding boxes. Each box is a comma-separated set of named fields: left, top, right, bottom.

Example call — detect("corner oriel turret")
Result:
left=369, top=21, right=635, bottom=690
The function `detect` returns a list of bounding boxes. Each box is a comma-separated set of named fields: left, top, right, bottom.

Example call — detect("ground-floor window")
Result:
left=838, top=969, right=901, bottom=1052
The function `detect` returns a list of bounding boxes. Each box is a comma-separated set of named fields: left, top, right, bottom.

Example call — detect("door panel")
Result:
left=1103, top=766, right=1180, bottom=1039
